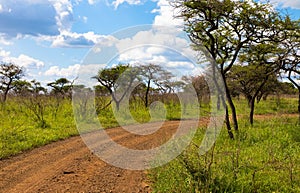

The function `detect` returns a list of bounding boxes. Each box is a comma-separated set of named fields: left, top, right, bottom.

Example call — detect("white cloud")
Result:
left=0, top=0, right=74, bottom=41
left=0, top=0, right=59, bottom=38
left=75, top=63, right=107, bottom=88
left=269, top=0, right=300, bottom=9
left=152, top=0, right=183, bottom=26
left=51, top=31, right=115, bottom=48
left=0, top=35, right=12, bottom=45
left=166, top=61, right=194, bottom=69
left=0, top=48, right=44, bottom=68
left=0, top=48, right=10, bottom=58
left=83, top=16, right=88, bottom=23
left=49, top=0, right=74, bottom=33
left=114, top=27, right=197, bottom=64
left=112, top=0, right=142, bottom=9
left=44, top=64, right=80, bottom=78
left=88, top=0, right=100, bottom=5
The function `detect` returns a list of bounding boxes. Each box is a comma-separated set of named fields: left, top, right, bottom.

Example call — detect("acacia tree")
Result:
left=154, top=70, right=175, bottom=94
left=0, top=62, right=24, bottom=102
left=93, top=64, right=139, bottom=110
left=227, top=65, right=279, bottom=125
left=47, top=77, right=74, bottom=98
left=277, top=18, right=300, bottom=122
left=12, top=80, right=32, bottom=96
left=140, top=63, right=164, bottom=108
left=174, top=0, right=283, bottom=136
left=182, top=75, right=210, bottom=106
left=47, top=78, right=74, bottom=117
left=20, top=80, right=49, bottom=128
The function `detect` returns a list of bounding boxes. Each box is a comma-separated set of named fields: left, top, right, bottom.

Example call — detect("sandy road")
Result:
left=0, top=120, right=202, bottom=193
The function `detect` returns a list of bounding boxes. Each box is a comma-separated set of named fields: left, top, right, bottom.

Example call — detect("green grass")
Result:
left=149, top=96, right=300, bottom=193
left=1, top=94, right=299, bottom=192
left=234, top=96, right=298, bottom=116
left=0, top=97, right=77, bottom=159
left=0, top=95, right=201, bottom=159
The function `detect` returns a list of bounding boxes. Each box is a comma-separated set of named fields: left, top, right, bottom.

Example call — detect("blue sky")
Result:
left=0, top=0, right=299, bottom=85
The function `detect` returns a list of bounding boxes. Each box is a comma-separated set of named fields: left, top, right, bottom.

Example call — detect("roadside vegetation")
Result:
left=0, top=0, right=300, bottom=191
left=150, top=98, right=300, bottom=193
left=149, top=0, right=300, bottom=192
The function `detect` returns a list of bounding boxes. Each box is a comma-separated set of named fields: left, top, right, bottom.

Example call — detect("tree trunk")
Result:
left=298, top=89, right=300, bottom=123
left=249, top=77, right=269, bottom=126
left=249, top=97, right=255, bottom=126
left=145, top=79, right=151, bottom=108
left=3, top=85, right=10, bottom=102
left=211, top=66, right=235, bottom=138
left=222, top=74, right=239, bottom=131
left=225, top=106, right=234, bottom=139
left=115, top=101, right=120, bottom=111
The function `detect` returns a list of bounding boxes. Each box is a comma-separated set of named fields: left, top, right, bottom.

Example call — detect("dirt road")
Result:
left=0, top=120, right=203, bottom=193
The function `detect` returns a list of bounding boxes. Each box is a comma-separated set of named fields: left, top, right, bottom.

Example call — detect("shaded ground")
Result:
left=0, top=119, right=204, bottom=193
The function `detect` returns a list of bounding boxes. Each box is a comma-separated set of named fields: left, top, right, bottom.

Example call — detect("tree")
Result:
left=93, top=64, right=139, bottom=110
left=140, top=63, right=164, bottom=107
left=12, top=80, right=32, bottom=96
left=94, top=85, right=110, bottom=96
left=154, top=70, right=175, bottom=94
left=182, top=75, right=210, bottom=106
left=279, top=18, right=300, bottom=122
left=30, top=80, right=47, bottom=95
left=12, top=79, right=47, bottom=96
left=20, top=80, right=49, bottom=128
left=47, top=78, right=74, bottom=117
left=0, top=62, right=24, bottom=102
left=47, top=77, right=74, bottom=98
left=174, top=0, right=284, bottom=136
left=227, top=65, right=279, bottom=125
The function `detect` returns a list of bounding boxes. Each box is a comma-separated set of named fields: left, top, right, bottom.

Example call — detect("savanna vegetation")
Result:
left=149, top=0, right=300, bottom=192
left=0, top=0, right=300, bottom=192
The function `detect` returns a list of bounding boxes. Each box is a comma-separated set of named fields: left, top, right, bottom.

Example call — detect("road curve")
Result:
left=0, top=120, right=203, bottom=193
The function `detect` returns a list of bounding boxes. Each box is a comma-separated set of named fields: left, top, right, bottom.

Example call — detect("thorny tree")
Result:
left=174, top=0, right=285, bottom=138
left=0, top=62, right=24, bottom=102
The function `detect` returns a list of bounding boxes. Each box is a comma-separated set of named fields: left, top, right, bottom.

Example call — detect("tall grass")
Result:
left=0, top=94, right=201, bottom=159
left=150, top=96, right=300, bottom=193
left=0, top=97, right=77, bottom=159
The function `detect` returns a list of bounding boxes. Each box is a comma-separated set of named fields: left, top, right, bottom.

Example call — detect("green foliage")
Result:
left=0, top=62, right=24, bottom=102
left=0, top=97, right=77, bottom=159
left=150, top=115, right=300, bottom=192
left=234, top=96, right=298, bottom=116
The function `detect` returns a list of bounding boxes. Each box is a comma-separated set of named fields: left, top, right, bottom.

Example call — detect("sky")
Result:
left=0, top=0, right=299, bottom=86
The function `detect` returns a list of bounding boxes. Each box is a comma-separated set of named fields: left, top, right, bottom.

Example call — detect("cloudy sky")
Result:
left=0, top=0, right=299, bottom=85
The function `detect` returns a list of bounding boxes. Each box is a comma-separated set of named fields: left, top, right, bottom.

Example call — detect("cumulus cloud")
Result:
left=114, top=27, right=197, bottom=64
left=52, top=31, right=116, bottom=48
left=88, top=0, right=100, bottom=5
left=0, top=0, right=74, bottom=40
left=268, top=0, right=300, bottom=9
left=152, top=0, right=183, bottom=26
left=44, top=64, right=80, bottom=78
left=74, top=63, right=107, bottom=88
left=49, top=0, right=74, bottom=32
left=112, top=0, right=142, bottom=9
left=166, top=61, right=194, bottom=69
left=108, top=26, right=200, bottom=77
left=0, top=35, right=12, bottom=45
left=0, top=48, right=44, bottom=68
